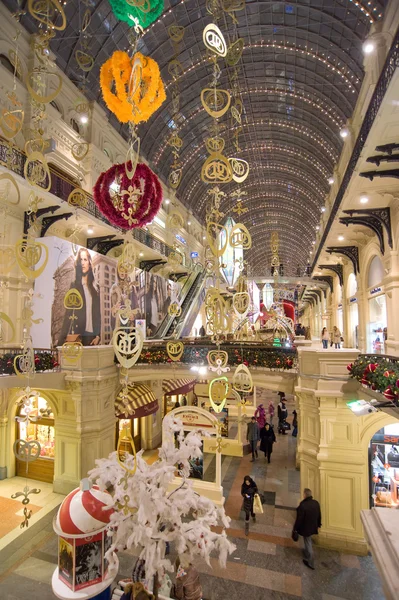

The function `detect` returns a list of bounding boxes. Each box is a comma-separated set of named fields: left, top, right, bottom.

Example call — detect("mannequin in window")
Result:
left=59, top=248, right=101, bottom=346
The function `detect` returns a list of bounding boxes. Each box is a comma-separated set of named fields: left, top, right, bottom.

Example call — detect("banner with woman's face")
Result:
left=30, top=237, right=181, bottom=348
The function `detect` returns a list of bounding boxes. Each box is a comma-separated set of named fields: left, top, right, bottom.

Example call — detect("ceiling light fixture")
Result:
left=328, top=177, right=335, bottom=185
left=165, top=199, right=170, bottom=204
left=87, top=226, right=94, bottom=234
left=80, top=115, right=89, bottom=124
left=321, top=207, right=326, bottom=213
left=363, top=40, right=376, bottom=55
left=187, top=221, right=191, bottom=225
left=316, top=225, right=320, bottom=230
left=338, top=235, right=344, bottom=241
left=360, top=195, right=369, bottom=204
left=340, top=127, right=349, bottom=139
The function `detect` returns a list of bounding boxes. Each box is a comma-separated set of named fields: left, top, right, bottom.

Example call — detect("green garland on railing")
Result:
left=347, top=356, right=399, bottom=402
left=138, top=345, right=296, bottom=370
left=0, top=352, right=58, bottom=376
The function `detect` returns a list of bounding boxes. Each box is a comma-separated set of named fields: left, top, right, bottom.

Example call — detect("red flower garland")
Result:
left=93, top=162, right=162, bottom=229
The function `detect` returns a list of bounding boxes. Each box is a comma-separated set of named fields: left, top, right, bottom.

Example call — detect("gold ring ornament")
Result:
left=13, top=439, right=41, bottom=463
left=61, top=341, right=83, bottom=365
left=233, top=291, right=250, bottom=319
left=205, top=136, right=225, bottom=154
left=75, top=49, right=94, bottom=72
left=0, top=173, right=20, bottom=205
left=0, top=108, right=24, bottom=140
left=203, top=24, right=227, bottom=57
left=64, top=288, right=84, bottom=310
left=226, top=38, right=244, bottom=66
left=209, top=376, right=229, bottom=412
left=201, top=88, right=231, bottom=119
left=228, top=157, right=249, bottom=183
left=206, top=221, right=228, bottom=257
left=23, top=151, right=51, bottom=191
left=166, top=340, right=184, bottom=362
left=168, top=24, right=185, bottom=43
left=67, top=188, right=89, bottom=208
left=233, top=363, right=253, bottom=393
left=201, top=152, right=232, bottom=184
left=26, top=70, right=63, bottom=104
left=207, top=350, right=229, bottom=375
left=15, top=239, right=49, bottom=280
left=28, top=0, right=67, bottom=30
left=113, top=326, right=144, bottom=369
left=230, top=223, right=252, bottom=249
left=169, top=168, right=183, bottom=189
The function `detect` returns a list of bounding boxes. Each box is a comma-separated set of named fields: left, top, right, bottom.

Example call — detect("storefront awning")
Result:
left=115, top=384, right=158, bottom=419
left=162, top=378, right=197, bottom=397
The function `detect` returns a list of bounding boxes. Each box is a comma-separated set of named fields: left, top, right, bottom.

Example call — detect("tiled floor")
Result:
left=0, top=391, right=386, bottom=599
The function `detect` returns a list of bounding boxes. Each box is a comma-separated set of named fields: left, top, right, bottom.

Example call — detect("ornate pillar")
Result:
left=0, top=389, right=9, bottom=479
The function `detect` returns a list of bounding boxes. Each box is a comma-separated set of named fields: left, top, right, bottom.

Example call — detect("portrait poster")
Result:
left=58, top=536, right=74, bottom=589
left=209, top=407, right=229, bottom=437
left=75, top=535, right=103, bottom=590
left=30, top=236, right=181, bottom=348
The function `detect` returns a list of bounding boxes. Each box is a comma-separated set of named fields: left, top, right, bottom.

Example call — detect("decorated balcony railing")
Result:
left=0, top=347, right=60, bottom=376
left=136, top=340, right=297, bottom=371
left=347, top=354, right=399, bottom=406
left=0, top=139, right=184, bottom=265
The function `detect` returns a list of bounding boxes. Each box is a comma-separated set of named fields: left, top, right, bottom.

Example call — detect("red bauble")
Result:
left=383, top=370, right=390, bottom=378
left=93, top=162, right=162, bottom=229
left=366, top=363, right=377, bottom=373
left=383, top=387, right=395, bottom=401
left=347, top=363, right=353, bottom=372
left=361, top=377, right=368, bottom=386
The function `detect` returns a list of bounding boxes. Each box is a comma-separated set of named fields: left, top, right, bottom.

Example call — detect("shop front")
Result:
left=16, top=395, right=55, bottom=484
left=367, top=290, right=387, bottom=353
left=369, top=423, right=399, bottom=508
left=114, top=383, right=159, bottom=453
left=162, top=378, right=197, bottom=418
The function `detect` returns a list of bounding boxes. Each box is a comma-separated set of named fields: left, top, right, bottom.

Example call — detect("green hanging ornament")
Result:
left=108, top=0, right=164, bottom=29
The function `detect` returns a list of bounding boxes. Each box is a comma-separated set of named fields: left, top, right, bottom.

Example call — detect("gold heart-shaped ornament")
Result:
left=15, top=239, right=49, bottom=280
left=26, top=70, right=63, bottom=104
left=233, top=364, right=253, bottom=393
left=201, top=88, right=231, bottom=119
left=166, top=341, right=184, bottom=362
left=62, top=341, right=83, bottom=365
left=113, top=327, right=144, bottom=369
left=230, top=223, right=252, bottom=249
left=207, top=350, right=228, bottom=369
left=233, top=291, right=250, bottom=318
left=209, top=377, right=229, bottom=412
left=168, top=24, right=185, bottom=43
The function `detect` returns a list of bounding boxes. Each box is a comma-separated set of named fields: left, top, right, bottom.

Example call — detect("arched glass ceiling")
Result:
left=5, top=0, right=388, bottom=275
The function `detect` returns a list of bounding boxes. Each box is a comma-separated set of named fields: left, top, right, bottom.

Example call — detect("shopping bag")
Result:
left=291, top=529, right=299, bottom=542
left=253, top=493, right=263, bottom=514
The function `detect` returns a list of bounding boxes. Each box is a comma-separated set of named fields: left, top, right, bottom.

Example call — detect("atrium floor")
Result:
left=0, top=391, right=385, bottom=599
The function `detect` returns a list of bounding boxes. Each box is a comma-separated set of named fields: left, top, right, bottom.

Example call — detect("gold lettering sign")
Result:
left=28, top=0, right=67, bottom=31
left=226, top=38, right=244, bottom=66
left=206, top=222, right=228, bottom=258
left=201, top=89, right=231, bottom=119
left=24, top=151, right=51, bottom=191
left=62, top=341, right=83, bottom=365
left=166, top=340, right=184, bottom=362
left=15, top=240, right=48, bottom=280
left=233, top=364, right=253, bottom=393
left=201, top=153, right=232, bottom=184
left=203, top=23, right=227, bottom=57
left=229, top=157, right=249, bottom=183
left=209, top=377, right=229, bottom=412
left=230, top=223, right=252, bottom=249
left=168, top=302, right=182, bottom=317
left=26, top=70, right=63, bottom=104
left=64, top=288, right=83, bottom=310
left=0, top=108, right=24, bottom=140
left=113, top=327, right=144, bottom=369
left=0, top=173, right=20, bottom=205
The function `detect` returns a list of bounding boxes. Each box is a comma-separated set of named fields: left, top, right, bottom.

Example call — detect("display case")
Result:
left=16, top=396, right=55, bottom=483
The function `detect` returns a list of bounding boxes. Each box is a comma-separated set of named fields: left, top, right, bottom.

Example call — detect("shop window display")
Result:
left=367, top=295, right=387, bottom=354
left=370, top=423, right=399, bottom=508
left=17, top=396, right=55, bottom=483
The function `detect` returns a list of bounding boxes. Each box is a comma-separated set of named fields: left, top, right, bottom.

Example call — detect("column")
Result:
left=0, top=389, right=9, bottom=479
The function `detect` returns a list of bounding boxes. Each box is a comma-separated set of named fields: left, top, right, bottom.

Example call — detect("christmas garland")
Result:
left=108, top=0, right=164, bottom=29
left=0, top=352, right=58, bottom=376
left=347, top=356, right=399, bottom=403
left=94, top=162, right=162, bottom=229
left=100, top=50, right=166, bottom=124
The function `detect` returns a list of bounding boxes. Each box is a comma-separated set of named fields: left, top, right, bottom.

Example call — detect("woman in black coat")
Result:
left=260, top=423, right=276, bottom=463
left=241, top=475, right=258, bottom=535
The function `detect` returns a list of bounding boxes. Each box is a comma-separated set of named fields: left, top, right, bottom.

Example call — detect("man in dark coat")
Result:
left=293, top=488, right=322, bottom=569
left=259, top=423, right=276, bottom=463
left=246, top=417, right=260, bottom=461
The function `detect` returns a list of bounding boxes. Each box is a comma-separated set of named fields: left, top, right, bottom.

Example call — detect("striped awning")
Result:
left=115, top=384, right=158, bottom=419
left=162, top=378, right=197, bottom=397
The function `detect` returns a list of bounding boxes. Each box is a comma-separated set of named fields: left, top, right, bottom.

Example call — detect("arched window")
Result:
left=367, top=256, right=384, bottom=288
left=70, top=118, right=80, bottom=134
left=347, top=273, right=357, bottom=298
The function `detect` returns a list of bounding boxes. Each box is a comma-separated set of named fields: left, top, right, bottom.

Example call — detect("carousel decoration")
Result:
left=93, top=162, right=162, bottom=230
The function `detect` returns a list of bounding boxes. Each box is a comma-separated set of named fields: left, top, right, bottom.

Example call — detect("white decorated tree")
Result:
left=89, top=414, right=236, bottom=585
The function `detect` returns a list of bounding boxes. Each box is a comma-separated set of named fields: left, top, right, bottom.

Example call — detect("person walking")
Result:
left=333, top=326, right=341, bottom=349
left=241, top=475, right=258, bottom=535
left=174, top=555, right=202, bottom=600
left=254, top=403, right=266, bottom=429
left=293, top=488, right=322, bottom=570
left=260, top=423, right=276, bottom=463
left=321, top=327, right=329, bottom=349
left=292, top=410, right=298, bottom=437
left=268, top=400, right=275, bottom=426
left=246, top=416, right=260, bottom=461
left=277, top=398, right=288, bottom=434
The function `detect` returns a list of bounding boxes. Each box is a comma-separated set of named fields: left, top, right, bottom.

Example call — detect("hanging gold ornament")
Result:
left=206, top=221, right=228, bottom=257
left=228, top=157, right=249, bottom=183
left=113, top=327, right=144, bottom=369
left=168, top=302, right=182, bottom=317
left=233, top=363, right=253, bottom=393
left=207, top=350, right=230, bottom=375
left=75, top=49, right=94, bottom=72
left=24, top=151, right=51, bottom=191
left=230, top=223, right=252, bottom=249
left=226, top=39, right=244, bottom=66
left=166, top=340, right=184, bottom=362
left=61, top=341, right=83, bottom=364
left=201, top=88, right=231, bottom=119
left=117, top=425, right=137, bottom=476
left=203, top=24, right=227, bottom=57
left=117, top=243, right=136, bottom=278
left=233, top=291, right=250, bottom=319
left=201, top=152, right=232, bottom=184
left=28, top=0, right=67, bottom=30
left=0, top=173, right=20, bottom=205
left=15, top=239, right=49, bottom=280
left=26, top=70, right=63, bottom=104
left=71, top=142, right=89, bottom=161
left=209, top=377, right=229, bottom=412
left=64, top=288, right=84, bottom=310
left=0, top=107, right=24, bottom=140
left=0, top=246, right=16, bottom=274
left=14, top=338, right=35, bottom=379
left=168, top=24, right=185, bottom=43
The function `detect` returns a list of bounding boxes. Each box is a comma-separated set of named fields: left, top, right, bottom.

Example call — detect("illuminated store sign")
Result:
left=190, top=251, right=199, bottom=258
left=176, top=234, right=186, bottom=245
left=370, top=287, right=382, bottom=295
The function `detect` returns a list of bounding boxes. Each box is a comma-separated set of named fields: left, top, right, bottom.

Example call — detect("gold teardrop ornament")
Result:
left=209, top=377, right=229, bottom=413
left=15, top=239, right=49, bottom=280
left=226, top=38, right=244, bottom=66
left=201, top=88, right=231, bottom=119
left=229, top=157, right=249, bottom=183
left=206, top=221, right=228, bottom=257
left=62, top=341, right=83, bottom=365
left=233, top=364, right=253, bottom=393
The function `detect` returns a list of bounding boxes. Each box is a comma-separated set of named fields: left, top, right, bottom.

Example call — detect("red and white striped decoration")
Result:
left=56, top=484, right=113, bottom=535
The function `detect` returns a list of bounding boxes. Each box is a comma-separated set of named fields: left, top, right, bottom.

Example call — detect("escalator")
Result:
left=153, top=264, right=205, bottom=339
left=164, top=267, right=206, bottom=338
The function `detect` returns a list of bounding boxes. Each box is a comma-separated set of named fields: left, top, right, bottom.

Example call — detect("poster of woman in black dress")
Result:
left=58, top=248, right=101, bottom=346
left=75, top=539, right=102, bottom=589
